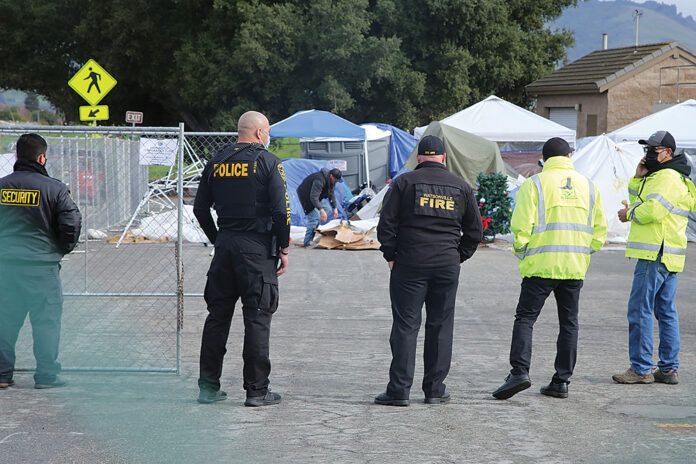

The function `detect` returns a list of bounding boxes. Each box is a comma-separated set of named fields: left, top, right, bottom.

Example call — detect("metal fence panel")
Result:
left=0, top=125, right=184, bottom=373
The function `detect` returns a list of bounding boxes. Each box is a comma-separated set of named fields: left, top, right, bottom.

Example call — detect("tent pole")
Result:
left=364, top=139, right=370, bottom=188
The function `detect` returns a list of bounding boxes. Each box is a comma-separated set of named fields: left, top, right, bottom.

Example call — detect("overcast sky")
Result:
left=600, top=0, right=696, bottom=19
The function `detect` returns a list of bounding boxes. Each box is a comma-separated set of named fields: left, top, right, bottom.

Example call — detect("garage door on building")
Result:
left=549, top=107, right=578, bottom=131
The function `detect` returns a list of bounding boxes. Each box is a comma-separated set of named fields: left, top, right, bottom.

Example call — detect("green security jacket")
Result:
left=511, top=156, right=607, bottom=280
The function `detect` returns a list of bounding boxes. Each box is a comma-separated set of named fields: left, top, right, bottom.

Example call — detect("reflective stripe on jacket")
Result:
left=511, top=156, right=607, bottom=279
left=625, top=168, right=696, bottom=272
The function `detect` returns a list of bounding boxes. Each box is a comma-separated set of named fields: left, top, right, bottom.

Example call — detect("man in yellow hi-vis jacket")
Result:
left=493, top=137, right=607, bottom=400
left=613, top=131, right=696, bottom=386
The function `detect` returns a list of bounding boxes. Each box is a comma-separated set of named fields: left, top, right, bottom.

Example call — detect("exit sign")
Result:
left=125, top=111, right=143, bottom=124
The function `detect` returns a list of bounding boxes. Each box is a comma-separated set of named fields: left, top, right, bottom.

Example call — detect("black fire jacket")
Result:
left=377, top=161, right=482, bottom=267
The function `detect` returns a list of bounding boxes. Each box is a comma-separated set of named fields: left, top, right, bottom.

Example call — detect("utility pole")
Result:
left=634, top=9, right=643, bottom=48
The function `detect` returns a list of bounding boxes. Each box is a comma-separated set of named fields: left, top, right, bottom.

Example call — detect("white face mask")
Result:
left=260, top=129, right=270, bottom=150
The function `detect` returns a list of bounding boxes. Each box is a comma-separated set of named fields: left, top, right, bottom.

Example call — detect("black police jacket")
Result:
left=297, top=168, right=337, bottom=214
left=0, top=159, right=82, bottom=264
left=194, top=143, right=290, bottom=249
left=377, top=161, right=482, bottom=267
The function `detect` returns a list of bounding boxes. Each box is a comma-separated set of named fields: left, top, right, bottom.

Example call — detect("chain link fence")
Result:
left=0, top=126, right=243, bottom=374
left=0, top=124, right=186, bottom=373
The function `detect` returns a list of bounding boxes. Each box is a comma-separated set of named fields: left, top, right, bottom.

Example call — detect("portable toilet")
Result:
left=300, top=125, right=391, bottom=191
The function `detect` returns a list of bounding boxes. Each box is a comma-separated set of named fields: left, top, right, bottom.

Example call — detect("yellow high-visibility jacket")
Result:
left=512, top=156, right=607, bottom=279
left=626, top=168, right=696, bottom=272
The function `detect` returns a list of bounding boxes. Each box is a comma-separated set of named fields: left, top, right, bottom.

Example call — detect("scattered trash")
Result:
left=87, top=228, right=108, bottom=240
left=106, top=231, right=170, bottom=244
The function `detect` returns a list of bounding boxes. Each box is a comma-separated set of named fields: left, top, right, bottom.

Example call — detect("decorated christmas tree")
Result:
left=475, top=172, right=512, bottom=241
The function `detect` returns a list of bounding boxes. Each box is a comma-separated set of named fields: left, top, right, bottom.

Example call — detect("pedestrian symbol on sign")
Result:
left=85, top=68, right=101, bottom=94
left=68, top=59, right=116, bottom=106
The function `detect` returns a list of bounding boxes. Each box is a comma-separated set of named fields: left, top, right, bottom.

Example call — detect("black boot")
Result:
left=492, top=374, right=531, bottom=400
left=198, top=389, right=228, bottom=404
left=374, top=391, right=410, bottom=406
left=540, top=382, right=568, bottom=398
left=244, top=391, right=282, bottom=407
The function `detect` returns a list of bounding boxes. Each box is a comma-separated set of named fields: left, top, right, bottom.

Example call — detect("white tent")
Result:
left=414, top=95, right=576, bottom=144
left=609, top=99, right=696, bottom=148
left=299, top=124, right=390, bottom=142
left=571, top=134, right=644, bottom=243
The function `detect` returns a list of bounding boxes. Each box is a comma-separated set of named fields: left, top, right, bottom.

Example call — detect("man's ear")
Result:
left=37, top=153, right=47, bottom=166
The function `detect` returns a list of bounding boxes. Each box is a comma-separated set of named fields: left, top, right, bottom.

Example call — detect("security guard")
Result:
left=375, top=135, right=482, bottom=406
left=493, top=137, right=606, bottom=400
left=194, top=111, right=290, bottom=406
left=0, top=133, right=81, bottom=389
left=613, top=130, right=696, bottom=385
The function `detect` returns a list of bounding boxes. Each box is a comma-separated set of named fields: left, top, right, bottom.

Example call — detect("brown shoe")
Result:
left=653, top=368, right=679, bottom=385
left=612, top=368, right=654, bottom=384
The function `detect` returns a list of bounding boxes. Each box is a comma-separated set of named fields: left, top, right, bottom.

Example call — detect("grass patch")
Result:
left=147, top=138, right=301, bottom=181
left=148, top=165, right=173, bottom=181
left=271, top=137, right=301, bottom=159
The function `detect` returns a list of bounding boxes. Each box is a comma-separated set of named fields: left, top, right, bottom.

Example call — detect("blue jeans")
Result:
left=627, top=258, right=680, bottom=374
left=304, top=209, right=321, bottom=247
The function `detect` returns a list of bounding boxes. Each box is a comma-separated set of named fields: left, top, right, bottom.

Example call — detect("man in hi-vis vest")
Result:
left=493, top=137, right=607, bottom=400
left=613, top=130, right=696, bottom=385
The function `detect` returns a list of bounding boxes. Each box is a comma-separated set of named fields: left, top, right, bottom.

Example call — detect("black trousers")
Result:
left=387, top=262, right=460, bottom=399
left=198, top=232, right=279, bottom=397
left=0, top=263, right=63, bottom=384
left=509, top=277, right=583, bottom=383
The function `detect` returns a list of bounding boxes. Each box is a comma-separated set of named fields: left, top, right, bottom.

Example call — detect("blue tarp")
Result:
left=281, top=158, right=348, bottom=226
left=271, top=110, right=366, bottom=139
left=367, top=123, right=417, bottom=178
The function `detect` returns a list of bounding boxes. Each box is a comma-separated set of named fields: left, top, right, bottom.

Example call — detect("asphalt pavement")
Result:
left=1, top=243, right=695, bottom=463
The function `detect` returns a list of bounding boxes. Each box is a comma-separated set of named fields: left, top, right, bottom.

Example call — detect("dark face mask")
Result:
left=644, top=148, right=661, bottom=172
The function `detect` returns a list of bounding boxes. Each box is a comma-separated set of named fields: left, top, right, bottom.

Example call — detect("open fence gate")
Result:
left=0, top=125, right=240, bottom=374
left=0, top=124, right=187, bottom=374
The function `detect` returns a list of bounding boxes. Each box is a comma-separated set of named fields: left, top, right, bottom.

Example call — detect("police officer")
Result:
left=492, top=137, right=606, bottom=400
left=612, top=131, right=696, bottom=385
left=297, top=168, right=342, bottom=247
left=194, top=111, right=290, bottom=406
left=0, top=134, right=81, bottom=389
left=374, top=135, right=482, bottom=406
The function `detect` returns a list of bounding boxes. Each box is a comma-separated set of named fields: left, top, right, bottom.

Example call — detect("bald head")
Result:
left=237, top=111, right=270, bottom=144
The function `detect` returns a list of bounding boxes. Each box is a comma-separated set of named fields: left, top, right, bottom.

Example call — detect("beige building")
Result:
left=526, top=42, right=696, bottom=139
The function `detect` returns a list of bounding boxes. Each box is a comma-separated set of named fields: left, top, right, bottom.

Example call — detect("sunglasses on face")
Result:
left=643, top=146, right=667, bottom=153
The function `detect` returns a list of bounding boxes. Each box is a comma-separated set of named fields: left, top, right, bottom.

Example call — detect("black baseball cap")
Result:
left=329, top=168, right=343, bottom=182
left=418, top=135, right=445, bottom=156
left=542, top=137, right=572, bottom=159
left=638, top=130, right=676, bottom=151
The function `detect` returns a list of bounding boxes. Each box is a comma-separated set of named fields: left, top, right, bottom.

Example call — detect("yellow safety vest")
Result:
left=511, top=156, right=607, bottom=279
left=626, top=168, right=696, bottom=272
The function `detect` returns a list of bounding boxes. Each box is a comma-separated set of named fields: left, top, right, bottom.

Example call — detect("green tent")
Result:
left=405, top=121, right=504, bottom=188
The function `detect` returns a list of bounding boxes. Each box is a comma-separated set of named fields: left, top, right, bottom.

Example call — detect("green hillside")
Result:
left=552, top=0, right=696, bottom=63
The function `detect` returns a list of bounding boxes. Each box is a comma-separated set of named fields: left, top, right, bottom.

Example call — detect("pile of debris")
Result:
left=315, top=221, right=380, bottom=250
left=106, top=231, right=171, bottom=245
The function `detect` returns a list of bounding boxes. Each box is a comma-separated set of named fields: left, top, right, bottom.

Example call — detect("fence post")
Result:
left=176, top=123, right=185, bottom=375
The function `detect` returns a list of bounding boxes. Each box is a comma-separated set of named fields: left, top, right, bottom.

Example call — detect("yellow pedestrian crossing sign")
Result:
left=68, top=59, right=117, bottom=106
left=79, top=105, right=109, bottom=121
